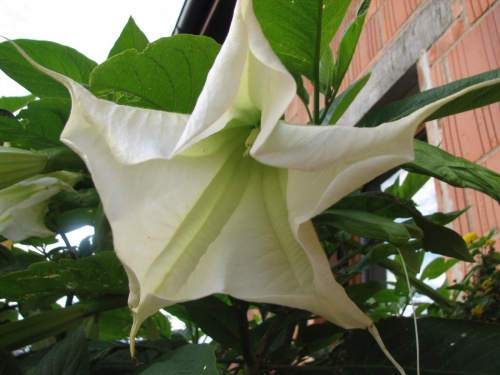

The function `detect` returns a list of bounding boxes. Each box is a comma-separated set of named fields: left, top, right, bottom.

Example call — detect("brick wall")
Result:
left=285, top=0, right=499, bottom=243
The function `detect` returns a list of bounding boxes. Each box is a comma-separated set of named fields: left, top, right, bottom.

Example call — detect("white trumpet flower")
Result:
left=0, top=171, right=82, bottom=241
left=7, top=0, right=499, bottom=372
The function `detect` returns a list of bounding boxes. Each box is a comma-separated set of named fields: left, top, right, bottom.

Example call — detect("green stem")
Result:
left=378, top=258, right=455, bottom=310
left=0, top=295, right=127, bottom=350
left=233, top=299, right=258, bottom=375
left=331, top=244, right=368, bottom=271
left=313, top=0, right=323, bottom=124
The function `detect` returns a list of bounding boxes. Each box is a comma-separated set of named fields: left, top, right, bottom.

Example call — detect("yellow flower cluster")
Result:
left=481, top=278, right=494, bottom=294
left=486, top=239, right=496, bottom=247
left=463, top=232, right=478, bottom=245
left=470, top=305, right=484, bottom=317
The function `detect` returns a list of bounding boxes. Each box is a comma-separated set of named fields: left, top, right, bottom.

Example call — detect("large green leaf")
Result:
left=420, top=257, right=459, bottom=281
left=0, top=350, right=24, bottom=375
left=0, top=252, right=128, bottom=300
left=254, top=0, right=351, bottom=81
left=0, top=40, right=97, bottom=98
left=17, top=97, right=71, bottom=145
left=0, top=114, right=59, bottom=149
left=405, top=140, right=500, bottom=203
left=0, top=94, right=36, bottom=112
left=90, top=35, right=220, bottom=113
left=108, top=16, right=149, bottom=58
left=331, top=0, right=369, bottom=90
left=177, top=296, right=242, bottom=351
left=327, top=73, right=370, bottom=124
left=333, top=192, right=472, bottom=261
left=335, top=317, right=500, bottom=374
left=314, top=208, right=411, bottom=246
left=27, top=326, right=89, bottom=375
left=357, top=69, right=500, bottom=128
left=138, top=344, right=217, bottom=375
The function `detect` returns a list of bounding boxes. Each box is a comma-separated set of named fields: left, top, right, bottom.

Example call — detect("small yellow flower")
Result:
left=470, top=305, right=484, bottom=317
left=486, top=239, right=496, bottom=247
left=481, top=278, right=494, bottom=294
left=463, top=232, right=478, bottom=245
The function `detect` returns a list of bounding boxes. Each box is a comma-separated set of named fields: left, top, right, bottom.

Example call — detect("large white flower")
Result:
left=9, top=0, right=498, bottom=370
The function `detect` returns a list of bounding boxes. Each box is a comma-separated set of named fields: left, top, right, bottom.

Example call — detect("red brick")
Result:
left=452, top=1, right=464, bottom=19
left=366, top=0, right=384, bottom=21
left=469, top=190, right=500, bottom=236
left=349, top=14, right=382, bottom=80
left=427, top=18, right=466, bottom=66
left=465, top=0, right=496, bottom=24
left=483, top=148, right=500, bottom=175
left=447, top=6, right=500, bottom=80
left=380, top=0, right=420, bottom=43
left=453, top=110, right=485, bottom=162
left=430, top=59, right=448, bottom=86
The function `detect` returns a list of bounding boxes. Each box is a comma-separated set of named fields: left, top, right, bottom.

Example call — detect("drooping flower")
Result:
left=8, top=0, right=499, bottom=371
left=0, top=171, right=83, bottom=241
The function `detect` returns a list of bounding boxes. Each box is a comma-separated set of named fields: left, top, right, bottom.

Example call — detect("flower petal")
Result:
left=174, top=0, right=297, bottom=154
left=252, top=78, right=500, bottom=228
left=0, top=171, right=82, bottom=241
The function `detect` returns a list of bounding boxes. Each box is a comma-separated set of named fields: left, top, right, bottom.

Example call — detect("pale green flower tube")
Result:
left=0, top=146, right=48, bottom=189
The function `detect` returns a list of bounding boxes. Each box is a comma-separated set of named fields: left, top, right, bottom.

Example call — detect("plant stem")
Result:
left=313, top=0, right=323, bottom=124
left=331, top=244, right=368, bottom=271
left=233, top=299, right=258, bottom=375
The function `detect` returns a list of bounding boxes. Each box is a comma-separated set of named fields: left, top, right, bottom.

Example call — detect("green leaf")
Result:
left=327, top=73, right=370, bottom=124
left=0, top=349, right=25, bottom=375
left=180, top=296, right=242, bottom=351
left=334, top=192, right=473, bottom=261
left=0, top=40, right=97, bottom=98
left=377, top=258, right=455, bottom=309
left=425, top=206, right=469, bottom=226
left=292, top=72, right=310, bottom=109
left=357, top=68, right=500, bottom=128
left=0, top=252, right=128, bottom=301
left=301, top=322, right=344, bottom=352
left=345, top=279, right=383, bottom=308
left=315, top=208, right=411, bottom=246
left=108, top=16, right=149, bottom=58
left=335, top=317, right=500, bottom=374
left=139, top=344, right=217, bottom=375
left=397, top=247, right=424, bottom=274
left=0, top=94, right=36, bottom=112
left=413, top=214, right=472, bottom=262
left=384, top=172, right=431, bottom=201
left=331, top=0, right=369, bottom=90
left=27, top=326, right=89, bottom=375
left=17, top=97, right=71, bottom=145
left=405, top=140, right=500, bottom=203
left=421, top=257, right=459, bottom=280
left=0, top=114, right=59, bottom=149
left=0, top=295, right=126, bottom=350
left=319, top=46, right=334, bottom=94
left=90, top=35, right=220, bottom=113
left=254, top=0, right=351, bottom=81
